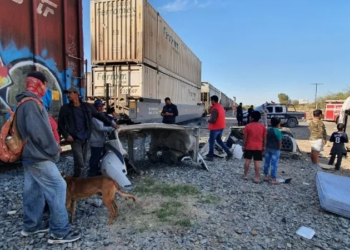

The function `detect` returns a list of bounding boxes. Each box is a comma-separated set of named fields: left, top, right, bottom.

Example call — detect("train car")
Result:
left=201, top=82, right=221, bottom=114
left=89, top=65, right=204, bottom=124
left=89, top=0, right=203, bottom=124
left=0, top=0, right=84, bottom=128
left=220, top=92, right=229, bottom=110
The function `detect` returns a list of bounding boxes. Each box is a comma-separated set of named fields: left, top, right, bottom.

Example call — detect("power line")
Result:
left=311, top=83, right=323, bottom=109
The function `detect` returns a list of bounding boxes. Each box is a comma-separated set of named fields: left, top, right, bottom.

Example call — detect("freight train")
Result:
left=201, top=82, right=234, bottom=114
left=0, top=0, right=234, bottom=127
left=87, top=0, right=206, bottom=124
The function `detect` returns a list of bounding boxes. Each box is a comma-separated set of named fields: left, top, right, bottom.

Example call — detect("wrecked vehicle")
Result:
left=227, top=126, right=298, bottom=153
left=117, top=123, right=208, bottom=171
left=199, top=126, right=299, bottom=159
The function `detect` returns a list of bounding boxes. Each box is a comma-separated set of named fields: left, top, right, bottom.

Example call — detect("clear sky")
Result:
left=83, top=0, right=350, bottom=105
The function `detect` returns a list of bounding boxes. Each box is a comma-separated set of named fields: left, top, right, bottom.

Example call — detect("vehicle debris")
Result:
left=296, top=226, right=315, bottom=240
left=118, top=123, right=208, bottom=171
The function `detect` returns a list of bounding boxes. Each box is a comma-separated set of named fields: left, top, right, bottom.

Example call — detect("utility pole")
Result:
left=311, top=83, right=323, bottom=109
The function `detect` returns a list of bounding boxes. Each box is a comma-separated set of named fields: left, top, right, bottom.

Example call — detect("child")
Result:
left=328, top=123, right=348, bottom=170
left=243, top=111, right=267, bottom=183
left=309, top=109, right=327, bottom=168
left=263, top=117, right=283, bottom=184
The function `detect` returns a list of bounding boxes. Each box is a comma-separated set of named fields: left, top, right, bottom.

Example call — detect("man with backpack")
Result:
left=14, top=72, right=80, bottom=244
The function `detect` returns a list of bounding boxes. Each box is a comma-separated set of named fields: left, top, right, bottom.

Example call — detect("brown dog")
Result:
left=61, top=173, right=136, bottom=225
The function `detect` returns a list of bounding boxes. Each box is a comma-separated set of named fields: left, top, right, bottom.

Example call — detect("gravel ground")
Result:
left=1, top=113, right=350, bottom=250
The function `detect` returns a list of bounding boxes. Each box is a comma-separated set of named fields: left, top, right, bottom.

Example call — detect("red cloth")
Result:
left=26, top=77, right=46, bottom=98
left=208, top=103, right=226, bottom=130
left=243, top=122, right=267, bottom=150
left=48, top=115, right=60, bottom=143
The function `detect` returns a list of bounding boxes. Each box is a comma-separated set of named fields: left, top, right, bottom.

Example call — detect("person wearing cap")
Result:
left=89, top=100, right=116, bottom=177
left=15, top=71, right=81, bottom=244
left=58, top=87, right=118, bottom=178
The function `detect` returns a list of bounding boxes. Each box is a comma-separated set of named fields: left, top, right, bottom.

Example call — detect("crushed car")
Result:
left=117, top=123, right=208, bottom=171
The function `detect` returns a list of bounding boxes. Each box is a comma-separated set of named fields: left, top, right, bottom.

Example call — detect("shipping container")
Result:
left=90, top=64, right=204, bottom=123
left=90, top=0, right=201, bottom=86
left=0, top=0, right=84, bottom=126
left=201, top=82, right=221, bottom=113
left=220, top=93, right=229, bottom=109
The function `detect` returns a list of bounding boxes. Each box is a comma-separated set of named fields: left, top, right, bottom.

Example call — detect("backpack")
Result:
left=0, top=97, right=42, bottom=163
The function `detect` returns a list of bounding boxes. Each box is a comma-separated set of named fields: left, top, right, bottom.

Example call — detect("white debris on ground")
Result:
left=1, top=113, right=350, bottom=250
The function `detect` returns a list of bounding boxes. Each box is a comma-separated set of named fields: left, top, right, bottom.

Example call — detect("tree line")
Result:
left=277, top=89, right=350, bottom=110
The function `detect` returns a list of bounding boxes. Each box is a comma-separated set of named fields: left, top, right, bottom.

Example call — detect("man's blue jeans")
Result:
left=88, top=147, right=105, bottom=177
left=263, top=148, right=281, bottom=179
left=23, top=161, right=71, bottom=238
left=208, top=129, right=231, bottom=157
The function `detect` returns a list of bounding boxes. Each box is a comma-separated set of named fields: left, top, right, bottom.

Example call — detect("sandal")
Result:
left=270, top=178, right=278, bottom=185
left=243, top=176, right=249, bottom=180
left=253, top=179, right=261, bottom=184
left=263, top=175, right=271, bottom=182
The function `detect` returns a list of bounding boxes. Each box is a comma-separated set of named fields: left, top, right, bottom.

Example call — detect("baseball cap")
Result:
left=93, top=99, right=104, bottom=107
left=27, top=71, right=47, bottom=84
left=64, top=86, right=79, bottom=93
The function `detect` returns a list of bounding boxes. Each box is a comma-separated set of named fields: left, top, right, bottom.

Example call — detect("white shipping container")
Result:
left=91, top=0, right=201, bottom=85
left=90, top=64, right=200, bottom=106
left=201, top=82, right=221, bottom=98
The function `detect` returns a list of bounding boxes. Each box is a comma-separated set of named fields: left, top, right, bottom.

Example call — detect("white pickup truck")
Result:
left=243, top=103, right=306, bottom=128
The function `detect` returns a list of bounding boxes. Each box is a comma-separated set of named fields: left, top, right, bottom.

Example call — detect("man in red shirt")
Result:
left=243, top=111, right=267, bottom=183
left=206, top=95, right=233, bottom=161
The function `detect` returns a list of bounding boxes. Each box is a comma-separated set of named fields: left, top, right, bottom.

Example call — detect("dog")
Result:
left=61, top=172, right=136, bottom=225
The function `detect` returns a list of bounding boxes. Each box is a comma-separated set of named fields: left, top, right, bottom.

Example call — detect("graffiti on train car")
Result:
left=0, top=40, right=81, bottom=117
left=11, top=0, right=58, bottom=18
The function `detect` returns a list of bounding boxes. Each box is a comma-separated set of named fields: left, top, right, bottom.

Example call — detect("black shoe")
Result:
left=205, top=156, right=214, bottom=162
left=48, top=230, right=81, bottom=244
left=226, top=153, right=233, bottom=161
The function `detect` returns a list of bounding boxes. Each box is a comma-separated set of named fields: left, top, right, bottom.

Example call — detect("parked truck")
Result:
left=243, top=103, right=306, bottom=128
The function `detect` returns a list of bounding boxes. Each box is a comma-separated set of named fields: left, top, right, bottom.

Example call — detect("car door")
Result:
left=274, top=106, right=287, bottom=124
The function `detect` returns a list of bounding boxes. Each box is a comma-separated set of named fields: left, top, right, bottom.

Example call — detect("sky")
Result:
left=82, top=0, right=350, bottom=105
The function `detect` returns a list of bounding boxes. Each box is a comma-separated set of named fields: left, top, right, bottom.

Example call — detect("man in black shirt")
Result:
left=161, top=97, right=178, bottom=124
left=236, top=103, right=243, bottom=126
left=247, top=105, right=254, bottom=124
left=58, top=87, right=118, bottom=177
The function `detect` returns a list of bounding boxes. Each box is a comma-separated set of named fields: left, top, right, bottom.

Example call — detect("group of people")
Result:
left=212, top=100, right=348, bottom=184
left=12, top=71, right=181, bottom=245
left=235, top=103, right=268, bottom=128
left=309, top=109, right=348, bottom=170
left=8, top=71, right=349, bottom=245
left=14, top=72, right=120, bottom=244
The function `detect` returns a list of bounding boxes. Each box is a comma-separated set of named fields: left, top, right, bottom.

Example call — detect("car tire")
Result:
left=286, top=118, right=298, bottom=128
